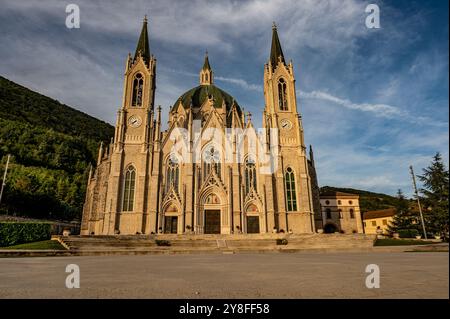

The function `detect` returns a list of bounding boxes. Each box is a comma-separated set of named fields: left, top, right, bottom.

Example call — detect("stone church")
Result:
left=81, top=17, right=322, bottom=235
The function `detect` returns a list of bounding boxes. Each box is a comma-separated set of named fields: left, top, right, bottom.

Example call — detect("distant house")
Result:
left=319, top=191, right=363, bottom=234
left=362, top=208, right=396, bottom=235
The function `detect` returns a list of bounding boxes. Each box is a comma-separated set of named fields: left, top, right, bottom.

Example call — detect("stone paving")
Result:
left=0, top=252, right=448, bottom=299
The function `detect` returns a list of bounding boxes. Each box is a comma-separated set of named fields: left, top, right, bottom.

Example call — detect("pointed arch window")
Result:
left=285, top=167, right=297, bottom=211
left=122, top=165, right=136, bottom=211
left=166, top=156, right=179, bottom=194
left=278, top=78, right=288, bottom=111
left=245, top=157, right=257, bottom=195
left=132, top=73, right=144, bottom=106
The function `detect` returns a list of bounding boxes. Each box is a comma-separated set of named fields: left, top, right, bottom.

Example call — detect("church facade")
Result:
left=81, top=18, right=321, bottom=235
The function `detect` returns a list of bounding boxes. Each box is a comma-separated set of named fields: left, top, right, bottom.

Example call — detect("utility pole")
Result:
left=0, top=154, right=11, bottom=206
left=410, top=165, right=427, bottom=239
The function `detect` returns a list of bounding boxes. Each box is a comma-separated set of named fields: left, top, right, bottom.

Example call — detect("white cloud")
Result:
left=299, top=89, right=448, bottom=127
left=299, top=90, right=403, bottom=117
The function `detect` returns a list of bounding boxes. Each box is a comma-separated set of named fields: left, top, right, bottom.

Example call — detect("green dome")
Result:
left=173, top=84, right=241, bottom=113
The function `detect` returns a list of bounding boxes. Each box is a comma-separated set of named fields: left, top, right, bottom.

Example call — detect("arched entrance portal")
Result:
left=204, top=193, right=221, bottom=234
left=323, top=223, right=338, bottom=234
left=163, top=203, right=179, bottom=234
left=246, top=204, right=260, bottom=234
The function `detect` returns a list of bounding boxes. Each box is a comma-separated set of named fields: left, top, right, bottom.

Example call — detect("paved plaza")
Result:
left=0, top=252, right=448, bottom=298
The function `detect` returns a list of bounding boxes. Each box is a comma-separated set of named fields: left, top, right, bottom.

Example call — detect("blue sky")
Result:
left=0, top=0, right=448, bottom=196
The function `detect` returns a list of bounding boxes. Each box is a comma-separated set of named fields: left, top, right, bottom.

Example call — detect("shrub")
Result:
left=155, top=240, right=171, bottom=247
left=276, top=238, right=288, bottom=245
left=0, top=222, right=51, bottom=247
left=397, top=229, right=419, bottom=238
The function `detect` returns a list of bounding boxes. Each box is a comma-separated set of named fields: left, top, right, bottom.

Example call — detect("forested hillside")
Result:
left=0, top=76, right=114, bottom=221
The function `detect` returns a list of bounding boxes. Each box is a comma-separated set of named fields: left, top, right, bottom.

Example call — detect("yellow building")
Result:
left=362, top=208, right=396, bottom=235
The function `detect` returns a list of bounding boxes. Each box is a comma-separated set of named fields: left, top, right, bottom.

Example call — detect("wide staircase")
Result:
left=55, top=233, right=376, bottom=256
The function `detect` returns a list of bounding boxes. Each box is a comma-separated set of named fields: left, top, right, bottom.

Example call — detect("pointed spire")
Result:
left=309, top=145, right=315, bottom=165
left=200, top=51, right=213, bottom=85
left=154, top=105, right=161, bottom=143
left=157, top=105, right=161, bottom=123
left=109, top=137, right=114, bottom=155
left=270, top=22, right=286, bottom=69
left=88, top=164, right=93, bottom=180
left=202, top=50, right=211, bottom=70
left=134, top=15, right=150, bottom=64
left=97, top=141, right=104, bottom=164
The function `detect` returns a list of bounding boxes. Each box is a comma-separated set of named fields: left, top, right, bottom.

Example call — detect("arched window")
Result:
left=278, top=78, right=288, bottom=111
left=203, top=145, right=221, bottom=180
left=132, top=73, right=144, bottom=106
left=285, top=167, right=297, bottom=211
left=350, top=209, right=355, bottom=219
left=122, top=165, right=136, bottom=211
left=326, top=209, right=332, bottom=219
left=166, top=156, right=179, bottom=193
left=245, top=158, right=257, bottom=195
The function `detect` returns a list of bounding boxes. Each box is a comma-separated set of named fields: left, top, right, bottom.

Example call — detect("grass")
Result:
left=375, top=238, right=436, bottom=246
left=0, top=240, right=66, bottom=250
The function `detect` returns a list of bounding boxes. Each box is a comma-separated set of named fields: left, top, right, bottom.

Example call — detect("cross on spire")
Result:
left=270, top=22, right=286, bottom=69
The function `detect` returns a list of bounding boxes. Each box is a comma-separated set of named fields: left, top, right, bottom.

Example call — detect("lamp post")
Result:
left=409, top=165, right=427, bottom=239
left=0, top=154, right=11, bottom=206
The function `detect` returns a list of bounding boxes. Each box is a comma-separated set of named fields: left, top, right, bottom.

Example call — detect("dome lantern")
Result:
left=199, top=50, right=213, bottom=85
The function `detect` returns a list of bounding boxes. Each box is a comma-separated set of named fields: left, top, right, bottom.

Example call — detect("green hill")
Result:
left=0, top=76, right=114, bottom=221
left=320, top=186, right=402, bottom=213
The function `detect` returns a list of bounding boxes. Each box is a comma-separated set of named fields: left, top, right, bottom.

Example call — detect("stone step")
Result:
left=57, top=234, right=376, bottom=252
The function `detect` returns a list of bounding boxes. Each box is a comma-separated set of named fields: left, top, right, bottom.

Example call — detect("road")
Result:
left=0, top=252, right=448, bottom=298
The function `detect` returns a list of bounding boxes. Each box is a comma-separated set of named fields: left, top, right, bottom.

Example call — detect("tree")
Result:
left=418, top=153, right=449, bottom=238
left=388, top=189, right=417, bottom=233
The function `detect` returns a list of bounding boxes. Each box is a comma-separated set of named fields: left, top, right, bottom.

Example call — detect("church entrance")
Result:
left=204, top=210, right=221, bottom=234
left=246, top=216, right=260, bottom=234
left=323, top=223, right=338, bottom=234
left=164, top=216, right=178, bottom=234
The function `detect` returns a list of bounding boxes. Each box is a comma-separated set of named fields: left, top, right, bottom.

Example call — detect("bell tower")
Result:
left=102, top=16, right=158, bottom=235
left=263, top=23, right=315, bottom=234
left=114, top=15, right=156, bottom=148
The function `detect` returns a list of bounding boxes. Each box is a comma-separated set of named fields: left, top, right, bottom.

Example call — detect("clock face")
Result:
left=128, top=115, right=142, bottom=128
left=280, top=119, right=292, bottom=130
